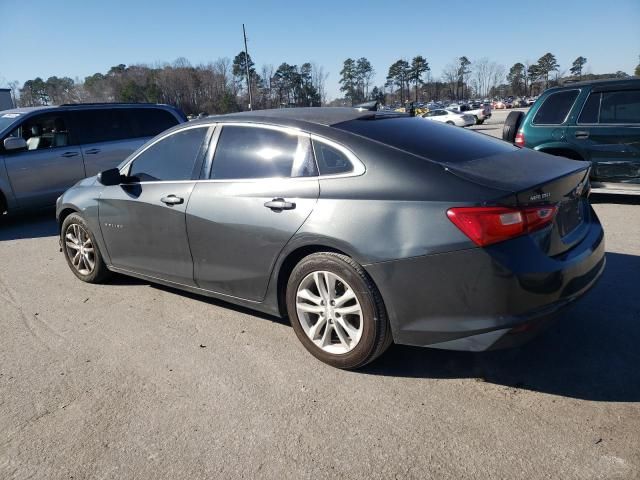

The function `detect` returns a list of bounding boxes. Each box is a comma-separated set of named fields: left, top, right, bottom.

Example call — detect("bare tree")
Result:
left=311, top=62, right=329, bottom=105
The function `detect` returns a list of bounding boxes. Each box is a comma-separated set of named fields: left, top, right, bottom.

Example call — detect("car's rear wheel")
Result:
left=61, top=213, right=111, bottom=283
left=286, top=252, right=391, bottom=369
left=502, top=110, right=525, bottom=142
left=446, top=121, right=455, bottom=125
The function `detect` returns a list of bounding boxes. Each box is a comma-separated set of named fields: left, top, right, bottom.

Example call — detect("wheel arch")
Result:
left=274, top=244, right=348, bottom=318
left=57, top=207, right=80, bottom=233
left=537, top=146, right=585, bottom=160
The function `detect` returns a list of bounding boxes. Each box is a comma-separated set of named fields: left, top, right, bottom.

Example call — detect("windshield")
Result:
left=0, top=112, right=22, bottom=134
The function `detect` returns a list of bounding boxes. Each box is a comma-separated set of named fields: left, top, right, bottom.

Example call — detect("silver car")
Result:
left=0, top=103, right=185, bottom=214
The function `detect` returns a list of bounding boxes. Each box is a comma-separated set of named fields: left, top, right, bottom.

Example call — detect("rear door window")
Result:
left=210, top=126, right=317, bottom=180
left=532, top=90, right=580, bottom=125
left=578, top=93, right=601, bottom=124
left=600, top=90, right=640, bottom=124
left=74, top=109, right=133, bottom=144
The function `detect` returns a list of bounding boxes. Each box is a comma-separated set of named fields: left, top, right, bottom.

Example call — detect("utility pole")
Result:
left=243, top=24, right=253, bottom=111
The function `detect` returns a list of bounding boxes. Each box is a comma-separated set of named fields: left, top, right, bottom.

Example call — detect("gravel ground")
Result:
left=1, top=116, right=639, bottom=479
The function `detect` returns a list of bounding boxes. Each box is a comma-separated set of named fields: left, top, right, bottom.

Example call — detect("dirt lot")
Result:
left=1, top=118, right=639, bottom=479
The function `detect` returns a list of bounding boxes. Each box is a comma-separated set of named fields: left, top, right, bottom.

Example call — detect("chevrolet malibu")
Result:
left=56, top=108, right=605, bottom=369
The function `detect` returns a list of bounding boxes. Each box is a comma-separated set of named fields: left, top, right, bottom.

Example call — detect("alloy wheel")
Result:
left=296, top=271, right=363, bottom=354
left=64, top=223, right=95, bottom=276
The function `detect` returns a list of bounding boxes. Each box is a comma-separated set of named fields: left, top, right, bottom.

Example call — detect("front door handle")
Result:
left=575, top=130, right=589, bottom=139
left=85, top=148, right=100, bottom=155
left=61, top=151, right=79, bottom=158
left=161, top=195, right=184, bottom=205
left=264, top=198, right=296, bottom=211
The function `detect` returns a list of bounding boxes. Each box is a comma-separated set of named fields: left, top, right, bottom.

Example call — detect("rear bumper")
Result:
left=365, top=212, right=605, bottom=351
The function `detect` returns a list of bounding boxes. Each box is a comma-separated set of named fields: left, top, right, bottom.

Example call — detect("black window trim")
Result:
left=577, top=88, right=640, bottom=126
left=531, top=88, right=581, bottom=126
left=202, top=122, right=365, bottom=182
left=120, top=124, right=213, bottom=184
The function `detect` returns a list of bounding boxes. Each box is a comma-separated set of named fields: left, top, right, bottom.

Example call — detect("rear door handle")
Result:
left=575, top=130, right=589, bottom=139
left=61, top=151, right=79, bottom=158
left=161, top=195, right=184, bottom=205
left=85, top=148, right=100, bottom=155
left=264, top=198, right=296, bottom=211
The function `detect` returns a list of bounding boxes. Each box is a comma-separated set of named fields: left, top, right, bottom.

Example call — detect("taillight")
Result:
left=446, top=205, right=558, bottom=247
left=514, top=132, right=525, bottom=147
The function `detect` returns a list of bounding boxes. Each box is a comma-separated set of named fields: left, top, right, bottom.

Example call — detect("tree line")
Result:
left=336, top=53, right=636, bottom=106
left=5, top=51, right=637, bottom=113
left=10, top=54, right=328, bottom=115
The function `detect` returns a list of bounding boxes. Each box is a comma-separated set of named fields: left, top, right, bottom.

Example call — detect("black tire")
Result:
left=446, top=121, right=455, bottom=126
left=286, top=252, right=392, bottom=369
left=61, top=213, right=111, bottom=283
left=477, top=118, right=485, bottom=125
left=502, top=110, right=524, bottom=142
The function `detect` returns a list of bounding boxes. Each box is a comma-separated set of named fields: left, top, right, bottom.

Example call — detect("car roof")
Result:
left=549, top=76, right=639, bottom=90
left=203, top=107, right=407, bottom=128
left=1, top=103, right=179, bottom=115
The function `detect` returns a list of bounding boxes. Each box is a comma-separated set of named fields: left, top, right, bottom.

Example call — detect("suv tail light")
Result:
left=447, top=205, right=558, bottom=246
left=515, top=132, right=525, bottom=147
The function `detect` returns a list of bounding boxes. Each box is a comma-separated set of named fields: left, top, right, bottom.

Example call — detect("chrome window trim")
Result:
left=118, top=120, right=366, bottom=185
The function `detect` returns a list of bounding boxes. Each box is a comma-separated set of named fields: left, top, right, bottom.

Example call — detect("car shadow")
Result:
left=0, top=209, right=58, bottom=241
left=363, top=252, right=640, bottom=402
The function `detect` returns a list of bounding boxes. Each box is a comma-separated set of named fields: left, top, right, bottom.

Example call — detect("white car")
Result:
left=421, top=109, right=475, bottom=127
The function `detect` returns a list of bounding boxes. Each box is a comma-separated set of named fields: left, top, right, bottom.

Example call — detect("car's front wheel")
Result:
left=286, top=252, right=392, bottom=369
left=61, top=213, right=111, bottom=283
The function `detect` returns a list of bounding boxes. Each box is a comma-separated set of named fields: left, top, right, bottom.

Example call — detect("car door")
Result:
left=187, top=124, right=320, bottom=301
left=98, top=125, right=212, bottom=285
left=572, top=89, right=640, bottom=181
left=3, top=111, right=85, bottom=208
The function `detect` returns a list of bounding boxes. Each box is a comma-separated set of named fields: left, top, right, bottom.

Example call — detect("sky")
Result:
left=1, top=0, right=639, bottom=99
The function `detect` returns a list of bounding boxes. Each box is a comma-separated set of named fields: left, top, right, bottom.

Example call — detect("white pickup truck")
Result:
left=448, top=102, right=492, bottom=125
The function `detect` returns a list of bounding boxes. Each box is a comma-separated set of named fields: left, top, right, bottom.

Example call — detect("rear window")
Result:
left=532, top=90, right=579, bottom=125
left=335, top=117, right=517, bottom=163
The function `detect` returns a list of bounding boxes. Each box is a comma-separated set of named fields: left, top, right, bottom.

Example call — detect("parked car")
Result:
left=503, top=77, right=640, bottom=193
left=493, top=100, right=506, bottom=109
left=466, top=102, right=492, bottom=124
left=422, top=109, right=475, bottom=127
left=57, top=107, right=604, bottom=369
left=0, top=103, right=186, bottom=214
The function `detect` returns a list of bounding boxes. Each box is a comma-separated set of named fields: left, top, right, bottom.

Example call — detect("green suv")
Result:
left=503, top=78, right=640, bottom=192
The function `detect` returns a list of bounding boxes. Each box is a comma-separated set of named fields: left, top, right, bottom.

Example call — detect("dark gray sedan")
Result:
left=56, top=108, right=605, bottom=369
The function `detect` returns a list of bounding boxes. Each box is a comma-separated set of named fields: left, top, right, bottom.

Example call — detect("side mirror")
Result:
left=97, top=168, right=123, bottom=186
left=4, top=137, right=27, bottom=151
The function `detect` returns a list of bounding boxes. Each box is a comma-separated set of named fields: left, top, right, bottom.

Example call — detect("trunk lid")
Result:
left=444, top=148, right=592, bottom=255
